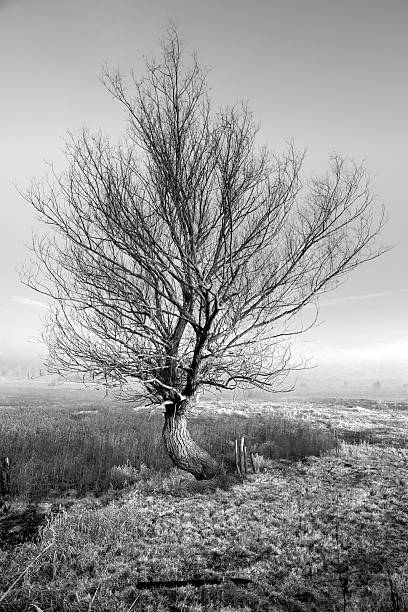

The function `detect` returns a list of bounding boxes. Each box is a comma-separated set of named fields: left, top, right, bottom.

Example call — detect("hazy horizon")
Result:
left=1, top=0, right=407, bottom=395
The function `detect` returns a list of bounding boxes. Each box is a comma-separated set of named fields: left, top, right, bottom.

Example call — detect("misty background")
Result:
left=0, top=0, right=407, bottom=396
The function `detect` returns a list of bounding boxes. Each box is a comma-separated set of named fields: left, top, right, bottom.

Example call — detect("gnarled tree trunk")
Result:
left=162, top=401, right=220, bottom=480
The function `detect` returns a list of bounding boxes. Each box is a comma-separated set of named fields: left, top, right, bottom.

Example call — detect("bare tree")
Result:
left=22, top=29, right=386, bottom=479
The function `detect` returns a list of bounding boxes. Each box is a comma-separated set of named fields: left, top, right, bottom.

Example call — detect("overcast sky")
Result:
left=0, top=0, right=407, bottom=383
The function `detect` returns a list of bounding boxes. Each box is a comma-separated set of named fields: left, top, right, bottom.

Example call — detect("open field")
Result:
left=0, top=384, right=408, bottom=611
left=0, top=384, right=341, bottom=499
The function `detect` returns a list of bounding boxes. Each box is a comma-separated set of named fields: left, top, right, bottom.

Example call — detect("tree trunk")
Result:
left=162, top=402, right=220, bottom=480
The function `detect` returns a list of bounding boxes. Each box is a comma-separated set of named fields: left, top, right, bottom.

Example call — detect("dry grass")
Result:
left=0, top=385, right=338, bottom=499
left=1, top=385, right=408, bottom=611
left=0, top=443, right=407, bottom=611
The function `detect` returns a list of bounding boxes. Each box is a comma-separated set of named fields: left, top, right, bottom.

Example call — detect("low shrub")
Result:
left=110, top=461, right=153, bottom=488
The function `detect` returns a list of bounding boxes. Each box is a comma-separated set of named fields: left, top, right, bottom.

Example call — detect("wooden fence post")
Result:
left=235, top=440, right=241, bottom=476
left=240, top=436, right=246, bottom=477
left=243, top=443, right=248, bottom=475
left=235, top=437, right=250, bottom=478
left=234, top=442, right=263, bottom=477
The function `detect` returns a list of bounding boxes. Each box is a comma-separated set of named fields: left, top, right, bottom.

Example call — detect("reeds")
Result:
left=0, top=396, right=337, bottom=498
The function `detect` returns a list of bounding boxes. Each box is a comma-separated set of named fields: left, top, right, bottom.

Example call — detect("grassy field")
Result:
left=0, top=384, right=408, bottom=611
left=0, top=384, right=339, bottom=499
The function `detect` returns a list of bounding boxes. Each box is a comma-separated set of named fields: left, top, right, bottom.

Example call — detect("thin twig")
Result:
left=88, top=583, right=101, bottom=611
left=127, top=593, right=141, bottom=611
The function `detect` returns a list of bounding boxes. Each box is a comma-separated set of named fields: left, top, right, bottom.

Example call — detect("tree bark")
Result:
left=162, top=402, right=220, bottom=480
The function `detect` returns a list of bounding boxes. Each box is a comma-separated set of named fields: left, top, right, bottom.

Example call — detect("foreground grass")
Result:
left=1, top=386, right=408, bottom=610
left=1, top=442, right=407, bottom=611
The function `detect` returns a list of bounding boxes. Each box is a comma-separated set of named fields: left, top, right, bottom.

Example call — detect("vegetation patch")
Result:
left=1, top=442, right=407, bottom=611
left=0, top=387, right=339, bottom=499
left=1, top=389, right=407, bottom=610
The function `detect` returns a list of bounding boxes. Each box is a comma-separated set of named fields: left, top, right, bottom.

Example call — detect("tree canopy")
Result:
left=23, top=30, right=386, bottom=478
left=25, top=32, right=384, bottom=401
left=23, top=29, right=384, bottom=474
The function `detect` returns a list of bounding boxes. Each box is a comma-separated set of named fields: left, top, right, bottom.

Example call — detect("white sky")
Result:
left=0, top=0, right=407, bottom=382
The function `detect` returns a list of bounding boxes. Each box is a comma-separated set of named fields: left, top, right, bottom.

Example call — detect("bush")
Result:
left=110, top=462, right=153, bottom=488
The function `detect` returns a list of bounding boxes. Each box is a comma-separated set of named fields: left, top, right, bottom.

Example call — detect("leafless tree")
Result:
left=22, top=29, right=386, bottom=479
